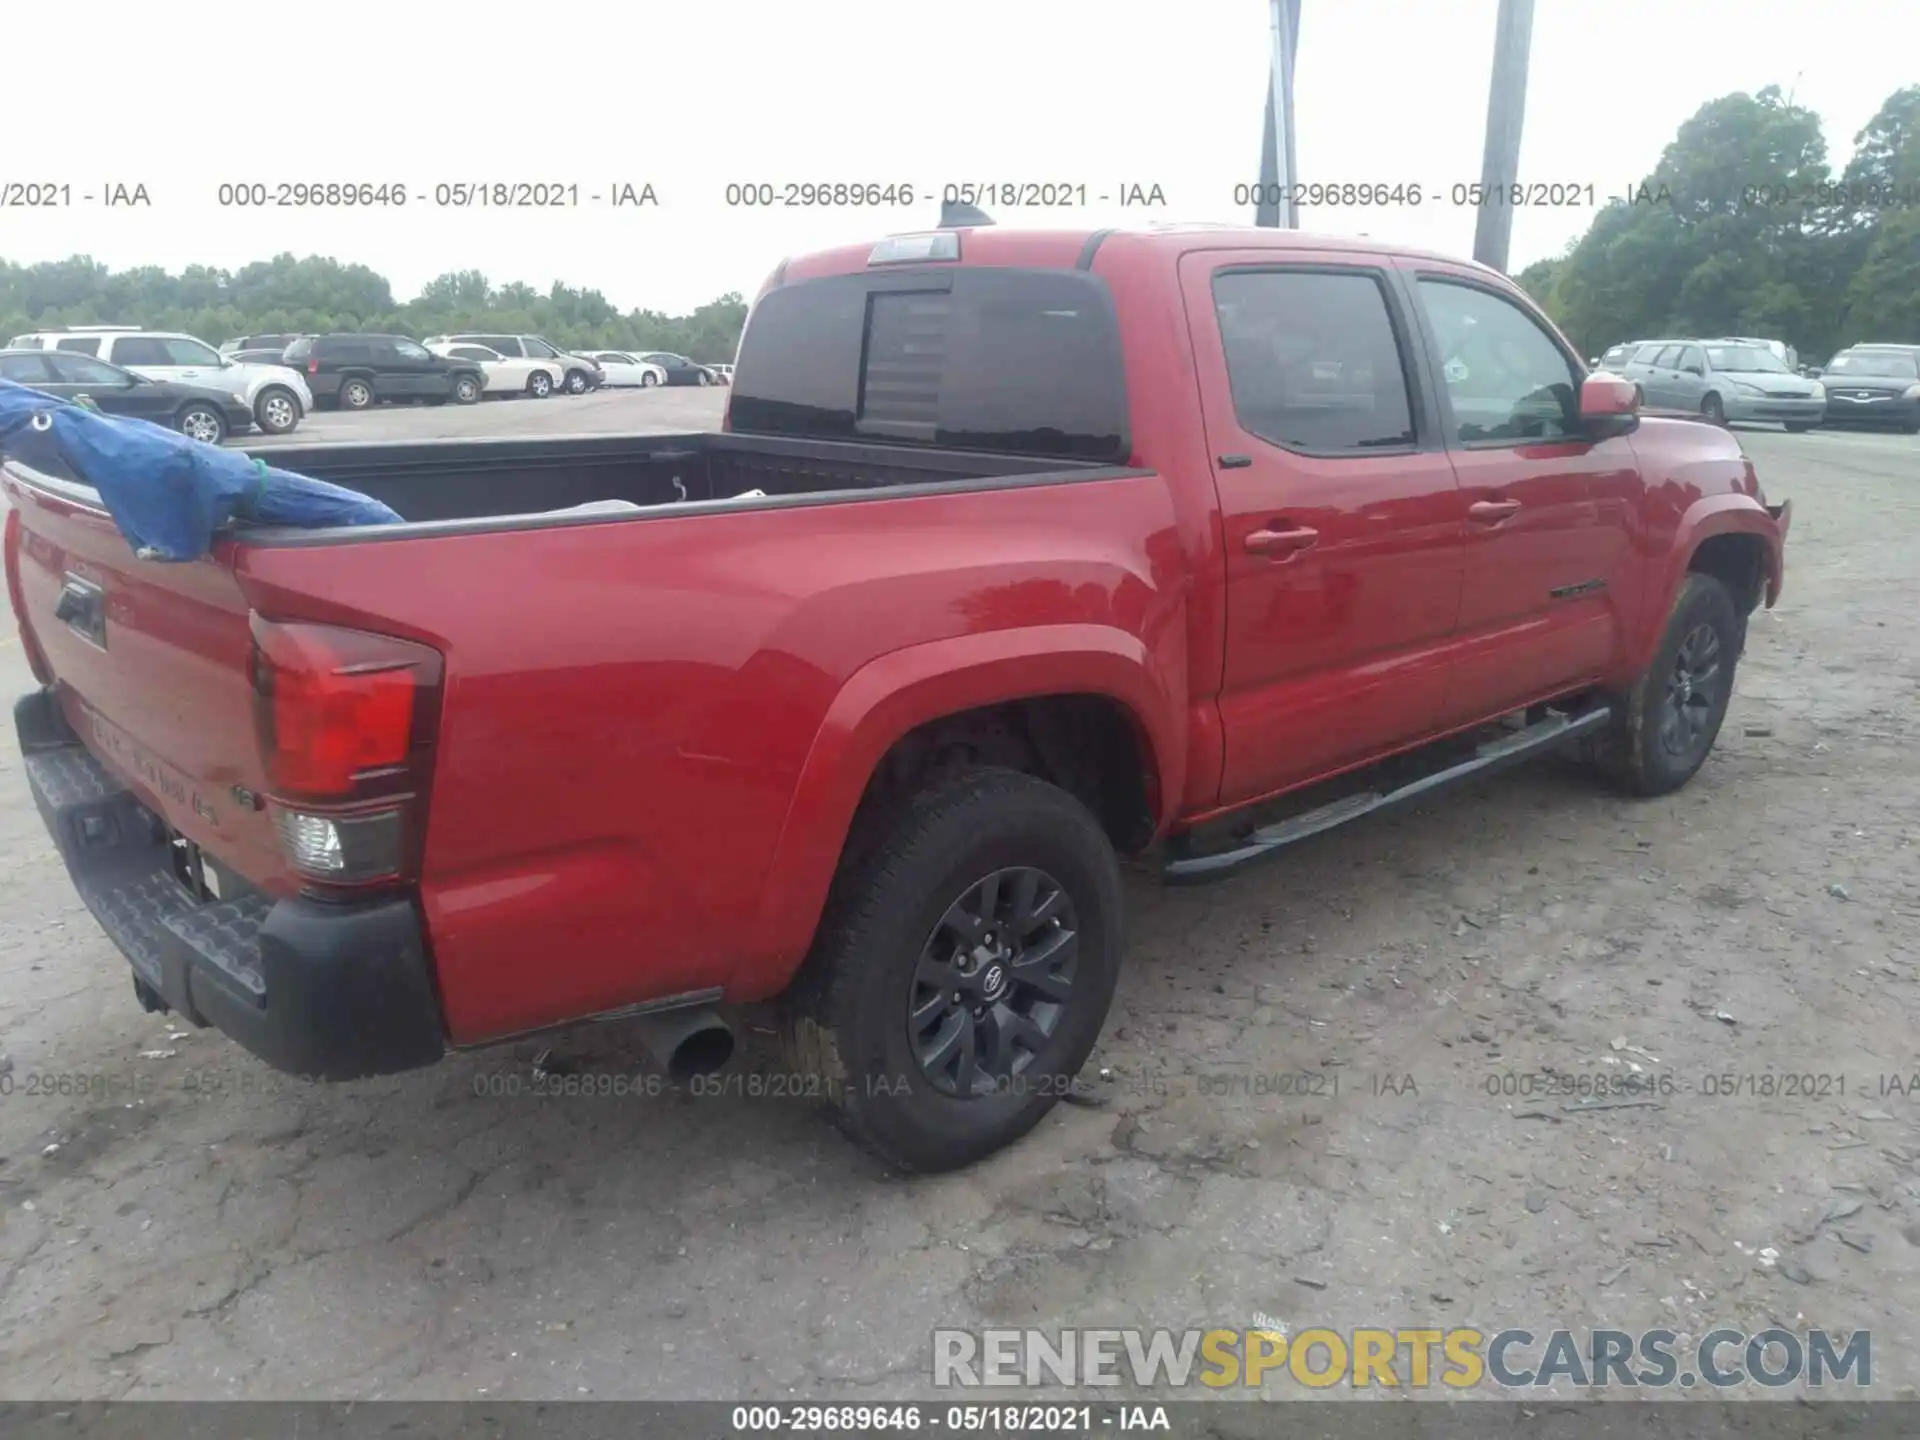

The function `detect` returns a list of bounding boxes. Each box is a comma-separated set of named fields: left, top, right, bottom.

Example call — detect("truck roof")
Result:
left=775, top=224, right=1501, bottom=286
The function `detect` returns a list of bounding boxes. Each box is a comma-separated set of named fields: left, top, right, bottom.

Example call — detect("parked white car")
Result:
left=427, top=342, right=564, bottom=398
left=586, top=351, right=668, bottom=388
left=423, top=334, right=602, bottom=393
left=6, top=327, right=314, bottom=435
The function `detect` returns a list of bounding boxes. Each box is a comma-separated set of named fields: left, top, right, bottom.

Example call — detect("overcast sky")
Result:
left=2, top=1, right=1909, bottom=315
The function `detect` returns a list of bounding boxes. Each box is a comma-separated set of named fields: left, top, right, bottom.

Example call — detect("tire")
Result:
left=697, top=371, right=712, bottom=386
left=527, top=370, right=554, bottom=399
left=641, top=371, right=659, bottom=388
left=254, top=386, right=300, bottom=435
left=1701, top=393, right=1725, bottom=426
left=782, top=767, right=1124, bottom=1173
left=1784, top=422, right=1812, bottom=433
left=563, top=369, right=590, bottom=395
left=340, top=377, right=375, bottom=411
left=1592, top=573, right=1742, bottom=798
left=452, top=373, right=483, bottom=405
left=176, top=403, right=227, bottom=445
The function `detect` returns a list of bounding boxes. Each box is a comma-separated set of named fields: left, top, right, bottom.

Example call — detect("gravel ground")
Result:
left=247, top=385, right=733, bottom=446
left=0, top=420, right=1914, bottom=1402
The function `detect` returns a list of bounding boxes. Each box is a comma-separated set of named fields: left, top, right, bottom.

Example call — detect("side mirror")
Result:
left=1577, top=373, right=1639, bottom=439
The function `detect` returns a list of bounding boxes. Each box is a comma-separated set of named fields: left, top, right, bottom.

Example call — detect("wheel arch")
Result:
left=731, top=626, right=1184, bottom=1000
left=1629, top=498, right=1783, bottom=677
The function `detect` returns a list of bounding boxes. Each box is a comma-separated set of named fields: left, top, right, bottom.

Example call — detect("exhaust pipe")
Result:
left=631, top=1006, right=735, bottom=1084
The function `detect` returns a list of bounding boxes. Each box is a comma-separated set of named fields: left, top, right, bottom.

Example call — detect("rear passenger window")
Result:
left=1211, top=270, right=1416, bottom=453
left=0, top=353, right=55, bottom=383
left=111, top=337, right=172, bottom=366
left=54, top=338, right=101, bottom=356
left=730, top=269, right=1129, bottom=463
left=1414, top=278, right=1580, bottom=444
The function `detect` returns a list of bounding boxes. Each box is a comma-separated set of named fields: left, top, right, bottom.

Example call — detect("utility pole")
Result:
left=1255, top=0, right=1301, bottom=228
left=1472, top=0, right=1535, bottom=272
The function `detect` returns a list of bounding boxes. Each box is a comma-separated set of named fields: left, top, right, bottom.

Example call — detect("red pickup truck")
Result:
left=3, top=225, right=1789, bottom=1171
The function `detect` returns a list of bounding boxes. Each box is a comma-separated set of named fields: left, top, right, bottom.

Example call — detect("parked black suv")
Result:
left=284, top=334, right=484, bottom=411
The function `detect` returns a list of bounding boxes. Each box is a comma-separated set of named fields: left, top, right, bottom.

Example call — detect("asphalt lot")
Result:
left=250, top=385, right=732, bottom=445
left=0, top=415, right=1916, bottom=1404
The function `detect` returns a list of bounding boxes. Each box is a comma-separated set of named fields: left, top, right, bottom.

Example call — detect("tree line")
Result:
left=0, top=254, right=749, bottom=363
left=1517, top=84, right=1920, bottom=362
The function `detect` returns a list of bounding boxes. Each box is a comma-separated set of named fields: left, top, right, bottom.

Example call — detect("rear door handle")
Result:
left=1468, top=499, right=1522, bottom=524
left=1245, top=524, right=1320, bottom=556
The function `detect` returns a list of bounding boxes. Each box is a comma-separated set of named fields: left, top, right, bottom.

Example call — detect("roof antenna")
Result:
left=939, top=199, right=995, bottom=229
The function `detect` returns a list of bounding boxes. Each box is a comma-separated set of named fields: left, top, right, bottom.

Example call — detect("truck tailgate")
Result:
left=7, top=476, right=290, bottom=891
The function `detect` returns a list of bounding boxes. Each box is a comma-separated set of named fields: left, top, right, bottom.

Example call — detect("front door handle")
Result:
left=1245, top=524, right=1319, bottom=556
left=1468, top=499, right=1522, bottom=524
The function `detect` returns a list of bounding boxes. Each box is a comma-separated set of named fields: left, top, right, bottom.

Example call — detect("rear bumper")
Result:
left=15, top=688, right=447, bottom=1081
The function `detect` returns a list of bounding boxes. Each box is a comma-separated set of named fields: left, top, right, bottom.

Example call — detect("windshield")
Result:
left=1705, top=345, right=1788, bottom=374
left=1828, top=351, right=1918, bottom=379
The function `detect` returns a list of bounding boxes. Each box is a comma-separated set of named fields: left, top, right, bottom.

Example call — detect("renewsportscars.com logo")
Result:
left=931, top=1326, right=1871, bottom=1390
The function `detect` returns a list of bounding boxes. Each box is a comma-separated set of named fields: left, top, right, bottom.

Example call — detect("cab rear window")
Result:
left=728, top=267, right=1129, bottom=463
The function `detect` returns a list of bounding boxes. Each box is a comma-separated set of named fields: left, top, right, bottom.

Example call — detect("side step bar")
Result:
left=1162, top=706, right=1614, bottom=886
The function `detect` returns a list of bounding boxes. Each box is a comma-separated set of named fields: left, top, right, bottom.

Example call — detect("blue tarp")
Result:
left=0, top=379, right=401, bottom=563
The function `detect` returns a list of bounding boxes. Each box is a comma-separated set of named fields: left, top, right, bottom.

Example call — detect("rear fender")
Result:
left=730, top=624, right=1184, bottom=999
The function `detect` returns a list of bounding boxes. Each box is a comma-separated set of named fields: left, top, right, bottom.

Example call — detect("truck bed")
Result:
left=214, top=431, right=1108, bottom=532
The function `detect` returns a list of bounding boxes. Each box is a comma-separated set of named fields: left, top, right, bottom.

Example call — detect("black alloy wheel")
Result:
left=907, top=866, right=1078, bottom=1097
left=1660, top=621, right=1723, bottom=763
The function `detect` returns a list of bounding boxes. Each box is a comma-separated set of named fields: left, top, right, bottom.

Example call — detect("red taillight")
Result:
left=248, top=616, right=443, bottom=888
left=306, top=358, right=319, bottom=375
left=3, top=508, right=53, bottom=685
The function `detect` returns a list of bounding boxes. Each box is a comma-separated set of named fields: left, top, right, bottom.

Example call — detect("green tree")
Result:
left=1530, top=84, right=1919, bottom=364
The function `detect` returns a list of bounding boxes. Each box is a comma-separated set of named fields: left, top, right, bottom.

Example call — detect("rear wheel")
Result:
left=1701, top=392, right=1725, bottom=425
left=1592, top=572, right=1742, bottom=797
left=782, top=768, right=1124, bottom=1173
left=527, top=370, right=554, bottom=399
left=176, top=403, right=227, bottom=445
left=452, top=373, right=483, bottom=405
left=254, top=386, right=300, bottom=435
left=340, top=377, right=375, bottom=411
